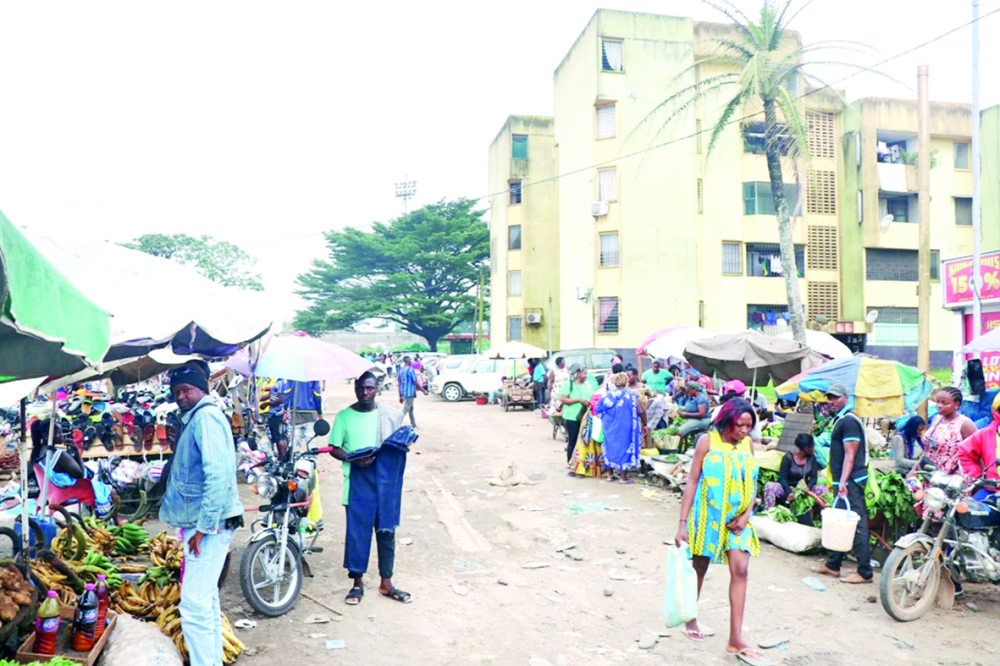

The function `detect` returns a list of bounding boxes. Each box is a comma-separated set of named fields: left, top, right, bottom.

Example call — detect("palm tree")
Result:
left=632, top=0, right=868, bottom=344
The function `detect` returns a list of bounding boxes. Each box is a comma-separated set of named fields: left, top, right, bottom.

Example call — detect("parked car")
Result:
left=431, top=356, right=528, bottom=402
left=545, top=348, right=617, bottom=385
left=436, top=354, right=479, bottom=375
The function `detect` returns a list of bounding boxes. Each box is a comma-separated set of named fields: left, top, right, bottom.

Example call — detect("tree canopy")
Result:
left=294, top=199, right=489, bottom=351
left=123, top=233, right=264, bottom=291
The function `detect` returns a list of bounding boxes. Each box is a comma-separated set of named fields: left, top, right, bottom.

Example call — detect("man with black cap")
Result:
left=811, top=383, right=873, bottom=584
left=161, top=360, right=245, bottom=666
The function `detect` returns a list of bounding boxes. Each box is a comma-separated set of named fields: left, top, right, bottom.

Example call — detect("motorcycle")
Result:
left=880, top=461, right=1000, bottom=621
left=240, top=419, right=332, bottom=616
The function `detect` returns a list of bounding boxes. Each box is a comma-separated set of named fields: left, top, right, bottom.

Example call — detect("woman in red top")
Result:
left=957, top=393, right=1000, bottom=485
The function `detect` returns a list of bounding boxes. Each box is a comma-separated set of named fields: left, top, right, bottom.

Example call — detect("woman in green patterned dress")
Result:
left=674, top=399, right=762, bottom=662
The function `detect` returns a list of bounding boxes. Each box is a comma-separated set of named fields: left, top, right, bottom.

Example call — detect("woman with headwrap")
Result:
left=597, top=372, right=644, bottom=482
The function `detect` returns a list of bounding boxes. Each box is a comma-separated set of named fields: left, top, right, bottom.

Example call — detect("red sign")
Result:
left=943, top=250, right=1000, bottom=307
left=964, top=312, right=1000, bottom=390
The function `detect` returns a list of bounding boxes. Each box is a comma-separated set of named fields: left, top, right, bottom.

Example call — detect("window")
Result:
left=695, top=119, right=703, bottom=154
left=508, top=225, right=521, bottom=250
left=857, top=190, right=864, bottom=223
left=474, top=359, right=498, bottom=373
left=598, top=297, right=619, bottom=333
left=807, top=225, right=838, bottom=270
left=867, top=307, right=918, bottom=346
left=601, top=39, right=623, bottom=72
left=807, top=111, right=836, bottom=160
left=866, top=249, right=940, bottom=281
left=512, top=134, right=528, bottom=160
left=746, top=243, right=805, bottom=278
left=747, top=304, right=789, bottom=330
left=507, top=271, right=522, bottom=296
left=697, top=178, right=703, bottom=213
left=599, top=233, right=619, bottom=267
left=955, top=197, right=973, bottom=226
left=955, top=141, right=970, bottom=169
left=742, top=122, right=790, bottom=155
left=742, top=181, right=800, bottom=215
left=806, top=170, right=837, bottom=215
left=598, top=168, right=617, bottom=202
left=596, top=104, right=616, bottom=139
left=507, top=318, right=522, bottom=342
left=721, top=242, right=742, bottom=275
left=808, top=282, right=839, bottom=322
left=886, top=196, right=909, bottom=222
left=509, top=180, right=522, bottom=205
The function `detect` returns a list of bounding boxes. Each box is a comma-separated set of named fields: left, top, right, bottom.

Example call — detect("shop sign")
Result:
left=964, top=312, right=1000, bottom=390
left=943, top=250, right=1000, bottom=308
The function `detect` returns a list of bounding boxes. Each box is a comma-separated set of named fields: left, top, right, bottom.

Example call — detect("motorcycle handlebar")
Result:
left=308, top=446, right=333, bottom=455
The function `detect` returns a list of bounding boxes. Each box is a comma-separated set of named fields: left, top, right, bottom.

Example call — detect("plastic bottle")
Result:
left=94, top=575, right=109, bottom=639
left=72, top=583, right=99, bottom=651
left=33, top=590, right=62, bottom=655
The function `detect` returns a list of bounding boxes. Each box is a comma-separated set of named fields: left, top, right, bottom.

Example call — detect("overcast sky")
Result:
left=1, top=1, right=996, bottom=324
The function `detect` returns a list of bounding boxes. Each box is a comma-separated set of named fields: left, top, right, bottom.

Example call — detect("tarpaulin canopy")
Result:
left=38, top=347, right=197, bottom=394
left=487, top=341, right=547, bottom=359
left=776, top=330, right=853, bottom=359
left=962, top=327, right=1000, bottom=353
left=0, top=212, right=110, bottom=380
left=683, top=330, right=827, bottom=385
left=24, top=230, right=272, bottom=361
left=775, top=356, right=934, bottom=417
left=641, top=326, right=714, bottom=360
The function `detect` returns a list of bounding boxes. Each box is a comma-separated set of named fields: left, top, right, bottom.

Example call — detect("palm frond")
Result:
left=773, top=86, right=811, bottom=163
left=702, top=0, right=757, bottom=44
left=705, top=92, right=748, bottom=159
left=707, top=37, right=756, bottom=61
left=624, top=71, right=738, bottom=145
left=779, top=0, right=819, bottom=34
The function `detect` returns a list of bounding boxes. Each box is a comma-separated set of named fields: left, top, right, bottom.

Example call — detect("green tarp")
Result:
left=0, top=211, right=110, bottom=379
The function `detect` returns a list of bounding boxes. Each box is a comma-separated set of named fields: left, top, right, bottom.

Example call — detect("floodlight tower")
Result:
left=394, top=176, right=417, bottom=215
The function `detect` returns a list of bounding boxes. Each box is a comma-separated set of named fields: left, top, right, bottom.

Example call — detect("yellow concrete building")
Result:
left=489, top=9, right=993, bottom=367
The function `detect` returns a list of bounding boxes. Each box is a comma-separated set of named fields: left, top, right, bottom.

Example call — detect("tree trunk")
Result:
left=424, top=336, right=439, bottom=352
left=763, top=98, right=807, bottom=344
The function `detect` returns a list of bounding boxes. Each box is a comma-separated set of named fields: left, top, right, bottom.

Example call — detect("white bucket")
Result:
left=821, top=496, right=860, bottom=552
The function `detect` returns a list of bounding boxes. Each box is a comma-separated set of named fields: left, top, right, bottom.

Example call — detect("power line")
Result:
left=257, top=7, right=1000, bottom=245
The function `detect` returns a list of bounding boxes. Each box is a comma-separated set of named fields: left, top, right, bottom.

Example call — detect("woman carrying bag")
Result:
left=673, top=399, right=763, bottom=663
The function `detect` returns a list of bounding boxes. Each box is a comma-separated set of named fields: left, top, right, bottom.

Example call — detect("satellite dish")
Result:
left=880, top=214, right=894, bottom=231
left=866, top=309, right=879, bottom=324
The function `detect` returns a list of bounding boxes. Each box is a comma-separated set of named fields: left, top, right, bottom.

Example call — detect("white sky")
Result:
left=1, top=1, right=997, bottom=324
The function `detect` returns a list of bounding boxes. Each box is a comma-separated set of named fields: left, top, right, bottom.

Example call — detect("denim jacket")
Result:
left=160, top=396, right=244, bottom=532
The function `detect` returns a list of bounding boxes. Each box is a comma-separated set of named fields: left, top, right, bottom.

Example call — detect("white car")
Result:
left=431, top=357, right=524, bottom=402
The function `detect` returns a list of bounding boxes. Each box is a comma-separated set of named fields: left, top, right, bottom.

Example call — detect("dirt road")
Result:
left=225, top=383, right=997, bottom=666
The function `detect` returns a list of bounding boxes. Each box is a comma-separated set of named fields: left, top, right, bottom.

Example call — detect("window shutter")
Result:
left=596, top=105, right=616, bottom=139
left=806, top=225, right=838, bottom=270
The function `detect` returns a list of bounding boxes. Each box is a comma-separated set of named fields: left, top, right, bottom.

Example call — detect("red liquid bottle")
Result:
left=72, top=583, right=98, bottom=652
left=94, top=575, right=109, bottom=639
left=33, top=590, right=61, bottom=655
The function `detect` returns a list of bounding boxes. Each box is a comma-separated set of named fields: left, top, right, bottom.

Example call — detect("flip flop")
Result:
left=682, top=628, right=706, bottom=642
left=727, top=647, right=771, bottom=666
left=380, top=586, right=412, bottom=603
left=345, top=586, right=364, bottom=605
left=758, top=637, right=790, bottom=649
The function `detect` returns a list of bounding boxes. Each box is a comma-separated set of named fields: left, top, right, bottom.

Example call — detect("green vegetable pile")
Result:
left=759, top=506, right=796, bottom=523
left=761, top=422, right=785, bottom=438
left=866, top=470, right=919, bottom=525
left=0, top=659, right=78, bottom=666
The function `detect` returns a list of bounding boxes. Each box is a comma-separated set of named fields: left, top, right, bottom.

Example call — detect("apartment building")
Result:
left=488, top=9, right=999, bottom=367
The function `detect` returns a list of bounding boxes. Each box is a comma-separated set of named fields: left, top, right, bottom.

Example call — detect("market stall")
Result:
left=683, top=329, right=828, bottom=386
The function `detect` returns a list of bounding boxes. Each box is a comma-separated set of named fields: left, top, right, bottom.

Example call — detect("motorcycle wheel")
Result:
left=880, top=540, right=941, bottom=621
left=241, top=534, right=303, bottom=617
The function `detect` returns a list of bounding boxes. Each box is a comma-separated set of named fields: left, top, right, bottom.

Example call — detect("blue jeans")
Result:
left=180, top=529, right=234, bottom=666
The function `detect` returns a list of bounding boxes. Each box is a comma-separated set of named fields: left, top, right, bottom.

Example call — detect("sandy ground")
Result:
left=222, top=382, right=998, bottom=666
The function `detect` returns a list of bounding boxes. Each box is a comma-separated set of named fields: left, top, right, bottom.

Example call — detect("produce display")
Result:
left=156, top=606, right=246, bottom=664
left=0, top=451, right=19, bottom=470
left=761, top=422, right=784, bottom=438
left=759, top=506, right=796, bottom=523
left=0, top=566, right=34, bottom=626
left=867, top=469, right=919, bottom=524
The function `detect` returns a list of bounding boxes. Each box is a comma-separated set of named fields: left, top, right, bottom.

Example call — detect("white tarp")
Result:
left=776, top=330, right=853, bottom=360
left=24, top=231, right=272, bottom=360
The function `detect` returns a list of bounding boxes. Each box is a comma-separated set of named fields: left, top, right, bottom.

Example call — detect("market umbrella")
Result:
left=24, top=230, right=271, bottom=361
left=641, top=326, right=715, bottom=360
left=683, top=330, right=827, bottom=386
left=776, top=330, right=854, bottom=359
left=0, top=213, right=111, bottom=379
left=486, top=341, right=545, bottom=378
left=774, top=356, right=934, bottom=417
left=226, top=334, right=373, bottom=382
left=962, top=327, right=1000, bottom=353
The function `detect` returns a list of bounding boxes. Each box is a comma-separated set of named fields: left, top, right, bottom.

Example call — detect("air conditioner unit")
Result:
left=591, top=201, right=609, bottom=217
left=525, top=313, right=543, bottom=325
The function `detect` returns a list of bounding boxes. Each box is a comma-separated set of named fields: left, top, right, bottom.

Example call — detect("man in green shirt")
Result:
left=560, top=364, right=597, bottom=463
left=642, top=360, right=669, bottom=394
left=330, top=372, right=407, bottom=606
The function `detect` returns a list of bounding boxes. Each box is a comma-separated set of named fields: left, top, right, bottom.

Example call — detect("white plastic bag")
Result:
left=662, top=545, right=698, bottom=627
left=98, top=614, right=183, bottom=666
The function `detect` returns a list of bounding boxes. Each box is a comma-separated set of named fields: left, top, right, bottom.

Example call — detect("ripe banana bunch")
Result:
left=156, top=607, right=245, bottom=664
left=148, top=532, right=184, bottom=570
left=110, top=579, right=157, bottom=618
left=29, top=564, right=76, bottom=606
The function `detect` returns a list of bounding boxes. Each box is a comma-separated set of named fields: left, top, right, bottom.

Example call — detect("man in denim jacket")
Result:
left=161, top=361, right=244, bottom=666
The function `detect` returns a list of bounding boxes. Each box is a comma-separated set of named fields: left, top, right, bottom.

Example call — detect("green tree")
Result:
left=633, top=0, right=869, bottom=343
left=294, top=199, right=489, bottom=351
left=122, top=233, right=264, bottom=291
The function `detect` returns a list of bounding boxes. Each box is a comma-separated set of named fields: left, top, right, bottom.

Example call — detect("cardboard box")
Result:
left=16, top=607, right=117, bottom=665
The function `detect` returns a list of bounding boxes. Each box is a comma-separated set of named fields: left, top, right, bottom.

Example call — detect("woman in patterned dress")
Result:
left=920, top=386, right=976, bottom=475
left=597, top=372, right=644, bottom=482
left=674, top=399, right=762, bottom=662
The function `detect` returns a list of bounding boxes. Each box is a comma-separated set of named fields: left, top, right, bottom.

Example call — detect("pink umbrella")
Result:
left=226, top=334, right=373, bottom=381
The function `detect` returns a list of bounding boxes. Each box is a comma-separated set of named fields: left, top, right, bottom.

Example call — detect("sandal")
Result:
left=727, top=647, right=770, bottom=666
left=682, top=628, right=706, bottom=642
left=380, top=586, right=412, bottom=603
left=345, top=586, right=363, bottom=605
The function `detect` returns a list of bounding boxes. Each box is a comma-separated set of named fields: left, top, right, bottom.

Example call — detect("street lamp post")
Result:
left=394, top=176, right=417, bottom=215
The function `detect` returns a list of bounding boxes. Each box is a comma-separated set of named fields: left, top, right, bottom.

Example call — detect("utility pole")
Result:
left=972, top=0, right=983, bottom=349
left=547, top=294, right=553, bottom=356
left=917, top=65, right=931, bottom=374
left=394, top=176, right=417, bottom=215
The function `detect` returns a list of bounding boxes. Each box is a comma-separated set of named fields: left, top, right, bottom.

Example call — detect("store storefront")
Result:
left=944, top=249, right=1000, bottom=386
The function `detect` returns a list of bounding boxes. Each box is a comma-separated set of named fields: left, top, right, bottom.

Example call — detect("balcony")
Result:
left=511, top=159, right=529, bottom=180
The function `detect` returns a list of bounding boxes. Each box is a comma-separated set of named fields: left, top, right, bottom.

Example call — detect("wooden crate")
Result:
left=776, top=413, right=815, bottom=453
left=17, top=608, right=117, bottom=665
